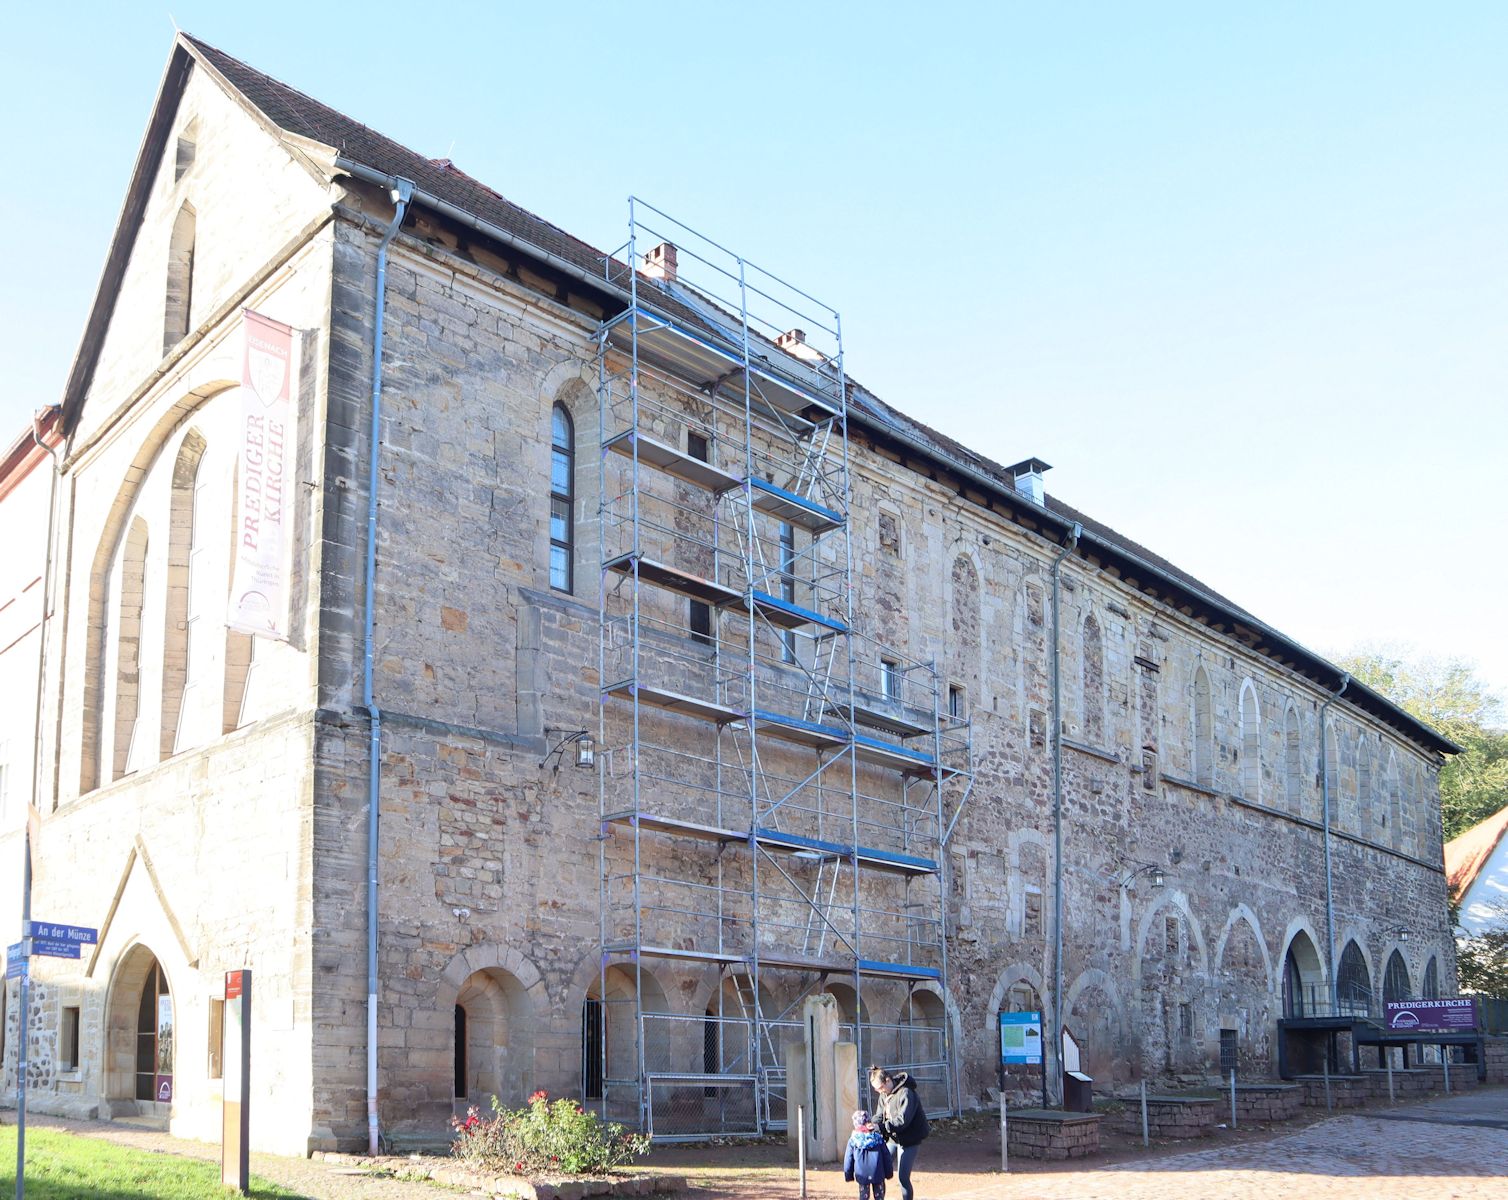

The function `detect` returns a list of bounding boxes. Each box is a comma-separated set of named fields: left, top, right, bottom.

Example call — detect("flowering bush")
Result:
left=450, top=1091, right=650, bottom=1176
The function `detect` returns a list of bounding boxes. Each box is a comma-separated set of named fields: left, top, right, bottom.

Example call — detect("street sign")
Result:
left=26, top=921, right=98, bottom=946
left=30, top=938, right=82, bottom=959
left=5, top=943, right=26, bottom=980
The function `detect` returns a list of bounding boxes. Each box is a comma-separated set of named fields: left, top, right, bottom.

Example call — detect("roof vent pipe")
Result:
left=641, top=242, right=677, bottom=284
left=1007, top=457, right=1052, bottom=506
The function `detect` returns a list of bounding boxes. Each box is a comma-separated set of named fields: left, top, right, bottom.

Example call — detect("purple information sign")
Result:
left=1384, top=998, right=1478, bottom=1033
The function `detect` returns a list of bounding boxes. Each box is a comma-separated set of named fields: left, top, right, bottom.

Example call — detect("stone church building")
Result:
left=0, top=34, right=1457, bottom=1155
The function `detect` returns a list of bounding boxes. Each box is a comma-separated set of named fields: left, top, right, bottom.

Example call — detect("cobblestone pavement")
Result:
left=12, top=1087, right=1508, bottom=1200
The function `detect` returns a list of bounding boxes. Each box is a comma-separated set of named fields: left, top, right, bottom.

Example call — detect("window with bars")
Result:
left=1219, top=1028, right=1238, bottom=1074
left=550, top=406, right=574, bottom=592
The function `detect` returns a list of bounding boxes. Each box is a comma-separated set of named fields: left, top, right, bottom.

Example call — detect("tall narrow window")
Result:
left=688, top=432, right=712, bottom=644
left=174, top=119, right=198, bottom=182
left=1285, top=706, right=1303, bottom=814
left=881, top=658, right=900, bottom=700
left=550, top=405, right=574, bottom=593
left=60, top=1006, right=80, bottom=1072
left=779, top=521, right=797, bottom=663
left=948, top=685, right=965, bottom=719
left=1383, top=950, right=1411, bottom=1003
left=113, top=517, right=150, bottom=781
left=161, top=432, right=207, bottom=760
left=1238, top=680, right=1260, bottom=800
left=1081, top=612, right=1104, bottom=743
left=223, top=462, right=254, bottom=734
left=454, top=1005, right=468, bottom=1097
left=1193, top=665, right=1214, bottom=787
left=164, top=202, right=197, bottom=354
left=174, top=457, right=214, bottom=754
left=581, top=997, right=604, bottom=1100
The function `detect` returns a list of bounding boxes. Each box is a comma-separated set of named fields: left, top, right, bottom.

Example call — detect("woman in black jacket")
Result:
left=869, top=1067, right=928, bottom=1200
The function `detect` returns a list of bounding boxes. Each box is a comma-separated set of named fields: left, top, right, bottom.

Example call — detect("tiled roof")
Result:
left=1445, top=804, right=1508, bottom=901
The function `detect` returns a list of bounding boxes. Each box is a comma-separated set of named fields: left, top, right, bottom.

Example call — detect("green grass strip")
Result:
left=0, top=1126, right=309, bottom=1199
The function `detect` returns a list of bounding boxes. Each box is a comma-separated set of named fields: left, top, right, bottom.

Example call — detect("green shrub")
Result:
left=451, top=1091, right=650, bottom=1176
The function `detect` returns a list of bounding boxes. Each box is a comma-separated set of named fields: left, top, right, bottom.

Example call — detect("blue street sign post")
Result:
left=14, top=920, right=96, bottom=1200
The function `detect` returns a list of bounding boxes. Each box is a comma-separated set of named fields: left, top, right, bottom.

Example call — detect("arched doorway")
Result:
left=453, top=967, right=533, bottom=1111
left=107, top=945, right=174, bottom=1115
left=1337, top=942, right=1371, bottom=1016
left=1281, top=931, right=1323, bottom=1018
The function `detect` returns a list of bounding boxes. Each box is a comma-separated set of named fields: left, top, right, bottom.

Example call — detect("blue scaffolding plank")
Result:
left=858, top=960, right=942, bottom=980
left=746, top=477, right=845, bottom=534
left=748, top=591, right=848, bottom=633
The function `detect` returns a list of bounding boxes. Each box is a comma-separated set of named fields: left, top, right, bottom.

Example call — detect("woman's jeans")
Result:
left=887, top=1143, right=918, bottom=1200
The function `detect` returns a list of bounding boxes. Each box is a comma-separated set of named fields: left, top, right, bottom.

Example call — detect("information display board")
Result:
left=1000, top=1011, right=1044, bottom=1065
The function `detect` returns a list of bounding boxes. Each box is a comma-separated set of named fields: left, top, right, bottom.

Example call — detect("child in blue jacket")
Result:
left=843, top=1109, right=893, bottom=1200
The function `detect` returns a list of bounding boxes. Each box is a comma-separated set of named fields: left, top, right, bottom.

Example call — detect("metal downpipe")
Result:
left=364, top=178, right=413, bottom=1156
left=15, top=408, right=62, bottom=1200
left=1049, top=521, right=1081, bottom=1108
left=1320, top=673, right=1349, bottom=1009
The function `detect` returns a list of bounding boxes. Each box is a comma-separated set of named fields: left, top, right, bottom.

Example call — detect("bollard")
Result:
left=1140, top=1079, right=1149, bottom=1147
left=1322, top=1056, right=1332, bottom=1112
left=797, top=1105, right=807, bottom=1199
left=1386, top=1054, right=1395, bottom=1105
left=1443, top=1052, right=1451, bottom=1095
left=1000, top=1092, right=1008, bottom=1173
left=1229, top=1069, right=1237, bottom=1129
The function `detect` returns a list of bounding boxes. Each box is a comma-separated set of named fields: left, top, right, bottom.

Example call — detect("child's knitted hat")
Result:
left=852, top=1109, right=872, bottom=1129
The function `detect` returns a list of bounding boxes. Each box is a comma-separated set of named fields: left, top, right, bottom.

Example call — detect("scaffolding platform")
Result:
left=746, top=477, right=844, bottom=534
left=604, top=428, right=742, bottom=492
left=599, top=813, right=938, bottom=877
left=603, top=681, right=741, bottom=725
left=624, top=943, right=941, bottom=982
left=605, top=553, right=741, bottom=607
left=603, top=304, right=837, bottom=422
left=745, top=591, right=849, bottom=633
left=827, top=698, right=933, bottom=739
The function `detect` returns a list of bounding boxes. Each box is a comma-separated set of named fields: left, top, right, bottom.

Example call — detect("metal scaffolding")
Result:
left=594, top=199, right=973, bottom=1139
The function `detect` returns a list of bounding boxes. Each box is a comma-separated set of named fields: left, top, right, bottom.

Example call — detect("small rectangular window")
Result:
left=61, top=1006, right=80, bottom=1071
left=1178, top=1002, right=1194, bottom=1040
left=1219, top=1028, right=1238, bottom=1074
left=208, top=997, right=225, bottom=1080
left=686, top=431, right=709, bottom=462
left=948, top=686, right=965, bottom=719
left=690, top=600, right=713, bottom=646
left=881, top=659, right=900, bottom=700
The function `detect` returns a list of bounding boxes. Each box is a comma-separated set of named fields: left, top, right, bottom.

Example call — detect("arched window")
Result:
left=1193, top=665, right=1214, bottom=787
left=549, top=405, right=574, bottom=593
left=1323, top=718, right=1341, bottom=827
left=1386, top=751, right=1402, bottom=849
left=1238, top=679, right=1260, bottom=800
left=1337, top=941, right=1370, bottom=1015
left=161, top=431, right=207, bottom=759
left=112, top=518, right=150, bottom=781
left=1383, top=950, right=1411, bottom=1003
left=1357, top=736, right=1373, bottom=836
left=174, top=119, right=197, bottom=182
left=1422, top=957, right=1439, bottom=999
left=1285, top=706, right=1303, bottom=814
left=164, top=202, right=197, bottom=354
left=1081, top=612, right=1104, bottom=744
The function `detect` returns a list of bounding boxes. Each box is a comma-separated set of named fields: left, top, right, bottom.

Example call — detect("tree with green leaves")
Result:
left=1333, top=648, right=1508, bottom=842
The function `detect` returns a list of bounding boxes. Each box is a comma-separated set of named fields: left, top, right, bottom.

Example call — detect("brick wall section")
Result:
left=1295, top=1075, right=1369, bottom=1107
left=1483, top=1038, right=1508, bottom=1084
left=1229, top=1083, right=1301, bottom=1122
left=1007, top=1110, right=1101, bottom=1159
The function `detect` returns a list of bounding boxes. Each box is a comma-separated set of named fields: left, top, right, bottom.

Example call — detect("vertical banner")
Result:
left=230, top=310, right=295, bottom=639
left=222, top=970, right=251, bottom=1193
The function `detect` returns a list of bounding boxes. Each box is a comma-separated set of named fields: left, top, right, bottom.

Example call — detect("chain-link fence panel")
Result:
left=647, top=1073, right=760, bottom=1140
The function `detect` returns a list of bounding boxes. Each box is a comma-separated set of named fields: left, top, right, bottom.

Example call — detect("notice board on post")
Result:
left=222, top=970, right=251, bottom=1193
left=1000, top=1011, right=1043, bottom=1064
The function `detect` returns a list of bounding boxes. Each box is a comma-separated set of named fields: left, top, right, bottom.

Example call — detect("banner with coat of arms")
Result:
left=229, top=309, right=296, bottom=639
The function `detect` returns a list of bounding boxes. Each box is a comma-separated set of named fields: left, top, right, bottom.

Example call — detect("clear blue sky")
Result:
left=4, top=2, right=1505, bottom=703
